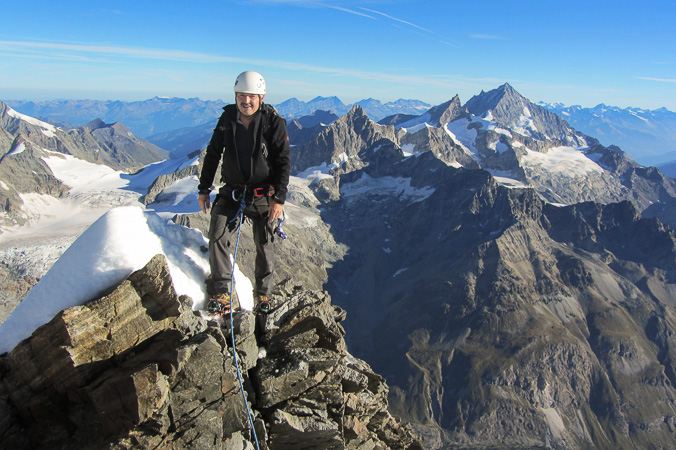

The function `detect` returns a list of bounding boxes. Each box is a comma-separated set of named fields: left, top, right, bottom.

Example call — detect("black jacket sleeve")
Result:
left=268, top=113, right=291, bottom=204
left=198, top=113, right=227, bottom=193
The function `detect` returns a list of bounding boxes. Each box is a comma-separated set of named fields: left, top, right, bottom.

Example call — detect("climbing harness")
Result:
left=224, top=187, right=262, bottom=450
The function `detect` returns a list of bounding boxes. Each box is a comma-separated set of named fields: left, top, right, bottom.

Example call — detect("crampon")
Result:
left=207, top=293, right=231, bottom=315
left=255, top=295, right=271, bottom=315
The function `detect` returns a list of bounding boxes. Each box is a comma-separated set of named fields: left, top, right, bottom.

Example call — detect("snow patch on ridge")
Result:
left=513, top=106, right=538, bottom=137
left=43, top=154, right=128, bottom=193
left=8, top=142, right=26, bottom=155
left=6, top=106, right=58, bottom=138
left=296, top=162, right=339, bottom=181
left=488, top=170, right=528, bottom=189
left=521, top=146, right=602, bottom=176
left=401, top=143, right=425, bottom=157
left=341, top=173, right=435, bottom=203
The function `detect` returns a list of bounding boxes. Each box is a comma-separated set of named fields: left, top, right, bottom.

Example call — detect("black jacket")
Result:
left=198, top=103, right=291, bottom=204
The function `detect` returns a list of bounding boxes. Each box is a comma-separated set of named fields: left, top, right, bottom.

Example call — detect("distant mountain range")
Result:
left=6, top=96, right=676, bottom=172
left=540, top=102, right=676, bottom=167
left=5, top=97, right=225, bottom=138
left=5, top=97, right=430, bottom=138
left=275, top=96, right=431, bottom=121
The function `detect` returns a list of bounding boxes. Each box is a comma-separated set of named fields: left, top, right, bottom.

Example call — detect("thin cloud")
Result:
left=324, top=4, right=375, bottom=19
left=635, top=76, right=676, bottom=83
left=470, top=34, right=505, bottom=40
left=0, top=40, right=480, bottom=92
left=0, top=40, right=251, bottom=65
left=240, top=0, right=374, bottom=18
left=358, top=7, right=433, bottom=33
left=242, top=1, right=457, bottom=46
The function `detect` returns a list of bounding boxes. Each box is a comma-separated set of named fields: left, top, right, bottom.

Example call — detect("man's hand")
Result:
left=269, top=200, right=283, bottom=222
left=198, top=193, right=211, bottom=214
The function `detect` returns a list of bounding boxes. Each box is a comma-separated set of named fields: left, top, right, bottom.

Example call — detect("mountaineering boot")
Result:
left=207, top=292, right=231, bottom=315
left=254, top=295, right=271, bottom=315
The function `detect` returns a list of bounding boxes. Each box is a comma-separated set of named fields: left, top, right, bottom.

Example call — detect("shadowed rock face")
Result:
left=320, top=164, right=676, bottom=450
left=0, top=254, right=423, bottom=450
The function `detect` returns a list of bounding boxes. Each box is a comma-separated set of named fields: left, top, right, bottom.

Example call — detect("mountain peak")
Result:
left=501, top=81, right=516, bottom=93
left=464, top=82, right=527, bottom=118
left=464, top=83, right=583, bottom=143
left=347, top=104, right=367, bottom=118
left=81, top=118, right=108, bottom=130
left=427, top=94, right=468, bottom=126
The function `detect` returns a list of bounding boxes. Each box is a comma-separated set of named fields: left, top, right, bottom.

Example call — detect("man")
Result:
left=198, top=71, right=290, bottom=315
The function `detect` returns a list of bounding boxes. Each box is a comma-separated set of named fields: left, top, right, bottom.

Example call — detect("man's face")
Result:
left=236, top=92, right=263, bottom=117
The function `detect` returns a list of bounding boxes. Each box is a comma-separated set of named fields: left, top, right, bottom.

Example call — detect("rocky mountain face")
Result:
left=278, top=86, right=676, bottom=449
left=321, top=162, right=676, bottom=449
left=290, top=105, right=399, bottom=174
left=0, top=254, right=422, bottom=450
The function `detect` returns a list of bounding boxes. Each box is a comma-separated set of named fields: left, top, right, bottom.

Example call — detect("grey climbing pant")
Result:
left=208, top=192, right=276, bottom=297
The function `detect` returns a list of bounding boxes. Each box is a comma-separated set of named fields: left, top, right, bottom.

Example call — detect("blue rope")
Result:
left=229, top=188, right=247, bottom=224
left=227, top=188, right=261, bottom=450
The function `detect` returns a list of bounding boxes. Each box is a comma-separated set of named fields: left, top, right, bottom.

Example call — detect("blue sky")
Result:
left=1, top=0, right=675, bottom=110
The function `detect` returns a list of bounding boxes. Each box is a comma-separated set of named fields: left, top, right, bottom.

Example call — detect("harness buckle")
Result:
left=252, top=186, right=274, bottom=198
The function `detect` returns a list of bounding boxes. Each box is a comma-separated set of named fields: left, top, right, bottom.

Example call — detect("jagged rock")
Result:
left=0, top=254, right=422, bottom=450
left=425, top=95, right=470, bottom=128
left=142, top=162, right=200, bottom=205
left=291, top=105, right=398, bottom=173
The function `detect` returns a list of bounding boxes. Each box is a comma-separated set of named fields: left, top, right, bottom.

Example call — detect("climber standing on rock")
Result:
left=198, top=71, right=290, bottom=315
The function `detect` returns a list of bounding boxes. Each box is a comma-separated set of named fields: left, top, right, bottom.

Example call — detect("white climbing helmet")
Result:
left=234, top=71, right=266, bottom=95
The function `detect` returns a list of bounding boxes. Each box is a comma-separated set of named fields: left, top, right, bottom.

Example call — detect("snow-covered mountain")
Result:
left=0, top=101, right=169, bottom=232
left=0, top=102, right=200, bottom=325
left=541, top=101, right=676, bottom=166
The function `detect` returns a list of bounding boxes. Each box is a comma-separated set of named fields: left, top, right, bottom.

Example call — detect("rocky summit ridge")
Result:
left=0, top=254, right=422, bottom=450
